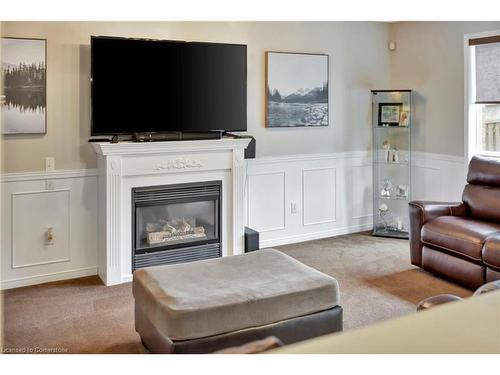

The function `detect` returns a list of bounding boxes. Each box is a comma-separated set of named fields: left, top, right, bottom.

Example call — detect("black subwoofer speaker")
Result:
left=244, top=227, right=260, bottom=252
left=244, top=137, right=256, bottom=159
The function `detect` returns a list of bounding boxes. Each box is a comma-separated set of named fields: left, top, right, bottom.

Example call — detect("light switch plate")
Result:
left=45, top=157, right=55, bottom=171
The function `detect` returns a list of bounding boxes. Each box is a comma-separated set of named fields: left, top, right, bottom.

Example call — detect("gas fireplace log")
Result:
left=147, top=226, right=207, bottom=245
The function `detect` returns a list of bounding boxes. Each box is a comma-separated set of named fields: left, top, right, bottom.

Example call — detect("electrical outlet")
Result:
left=291, top=202, right=297, bottom=214
left=45, top=157, right=55, bottom=171
left=45, top=180, right=54, bottom=190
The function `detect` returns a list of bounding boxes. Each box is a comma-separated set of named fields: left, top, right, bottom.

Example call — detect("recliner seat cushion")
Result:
left=483, top=235, right=500, bottom=269
left=421, top=216, right=500, bottom=261
left=132, top=249, right=340, bottom=341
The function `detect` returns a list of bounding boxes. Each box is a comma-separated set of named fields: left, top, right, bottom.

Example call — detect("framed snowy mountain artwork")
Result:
left=266, top=52, right=329, bottom=128
left=1, top=37, right=47, bottom=134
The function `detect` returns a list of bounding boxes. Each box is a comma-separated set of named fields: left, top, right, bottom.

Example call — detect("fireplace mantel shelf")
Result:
left=92, top=138, right=250, bottom=156
left=93, top=137, right=251, bottom=286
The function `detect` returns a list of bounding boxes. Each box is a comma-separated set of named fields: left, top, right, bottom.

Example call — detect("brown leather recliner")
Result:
left=409, top=156, right=500, bottom=289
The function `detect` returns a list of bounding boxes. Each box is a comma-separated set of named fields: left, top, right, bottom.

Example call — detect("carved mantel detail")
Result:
left=153, top=158, right=204, bottom=171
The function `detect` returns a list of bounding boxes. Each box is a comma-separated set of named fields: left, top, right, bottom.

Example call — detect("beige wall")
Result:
left=0, top=21, right=391, bottom=173
left=389, top=21, right=500, bottom=157
left=5, top=21, right=495, bottom=172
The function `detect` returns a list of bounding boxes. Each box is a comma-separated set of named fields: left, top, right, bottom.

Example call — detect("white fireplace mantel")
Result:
left=93, top=138, right=250, bottom=286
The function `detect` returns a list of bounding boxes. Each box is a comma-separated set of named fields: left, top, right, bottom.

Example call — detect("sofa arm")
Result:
left=408, top=201, right=468, bottom=267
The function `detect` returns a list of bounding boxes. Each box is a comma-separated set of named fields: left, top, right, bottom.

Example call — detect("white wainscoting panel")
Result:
left=247, top=152, right=373, bottom=248
left=302, top=168, right=336, bottom=226
left=412, top=166, right=442, bottom=201
left=247, top=152, right=465, bottom=248
left=1, top=170, right=98, bottom=289
left=12, top=189, right=71, bottom=268
left=351, top=164, right=373, bottom=219
left=247, top=172, right=286, bottom=232
left=411, top=152, right=465, bottom=202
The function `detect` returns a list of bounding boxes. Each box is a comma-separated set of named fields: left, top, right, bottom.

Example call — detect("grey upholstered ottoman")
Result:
left=133, top=248, right=342, bottom=353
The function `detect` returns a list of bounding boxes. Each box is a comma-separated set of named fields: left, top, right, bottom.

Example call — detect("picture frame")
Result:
left=378, top=103, right=402, bottom=126
left=266, top=51, right=329, bottom=128
left=1, top=37, right=47, bottom=135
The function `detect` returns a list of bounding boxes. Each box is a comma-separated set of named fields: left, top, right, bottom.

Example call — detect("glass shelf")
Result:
left=377, top=196, right=410, bottom=201
left=374, top=161, right=409, bottom=165
left=372, top=228, right=409, bottom=239
left=372, top=90, right=411, bottom=239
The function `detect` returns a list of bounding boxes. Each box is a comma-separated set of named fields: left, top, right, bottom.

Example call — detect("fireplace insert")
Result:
left=132, top=181, right=221, bottom=271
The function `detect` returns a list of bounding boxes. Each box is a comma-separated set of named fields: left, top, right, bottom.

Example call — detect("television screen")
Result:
left=91, top=36, right=247, bottom=135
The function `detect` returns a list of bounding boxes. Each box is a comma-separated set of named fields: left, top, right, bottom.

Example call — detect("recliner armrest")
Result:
left=409, top=201, right=468, bottom=224
left=408, top=201, right=468, bottom=267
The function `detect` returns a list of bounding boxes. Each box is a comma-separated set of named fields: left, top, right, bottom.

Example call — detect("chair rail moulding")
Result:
left=92, top=138, right=250, bottom=286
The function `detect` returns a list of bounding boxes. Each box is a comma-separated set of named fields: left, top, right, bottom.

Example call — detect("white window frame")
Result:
left=464, top=30, right=500, bottom=165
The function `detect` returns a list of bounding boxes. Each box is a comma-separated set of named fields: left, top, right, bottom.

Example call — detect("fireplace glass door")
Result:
left=132, top=181, right=222, bottom=268
left=135, top=199, right=218, bottom=252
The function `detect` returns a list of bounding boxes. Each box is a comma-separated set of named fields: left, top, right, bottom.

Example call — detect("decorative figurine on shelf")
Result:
left=396, top=184, right=408, bottom=198
left=396, top=217, right=403, bottom=231
left=392, top=148, right=400, bottom=163
left=382, top=140, right=391, bottom=162
left=378, top=203, right=394, bottom=231
left=399, top=110, right=409, bottom=127
left=380, top=179, right=392, bottom=198
left=378, top=203, right=389, bottom=231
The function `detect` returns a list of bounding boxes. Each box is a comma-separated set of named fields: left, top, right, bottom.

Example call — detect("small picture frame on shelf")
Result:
left=378, top=103, right=403, bottom=126
left=399, top=110, right=409, bottom=127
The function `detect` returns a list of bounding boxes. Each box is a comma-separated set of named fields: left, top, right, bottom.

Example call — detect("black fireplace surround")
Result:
left=132, top=181, right=222, bottom=271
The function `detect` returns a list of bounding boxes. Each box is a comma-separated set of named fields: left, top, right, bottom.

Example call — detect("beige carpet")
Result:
left=2, top=233, right=472, bottom=353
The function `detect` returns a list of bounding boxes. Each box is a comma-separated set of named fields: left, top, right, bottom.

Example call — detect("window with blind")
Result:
left=469, top=35, right=500, bottom=156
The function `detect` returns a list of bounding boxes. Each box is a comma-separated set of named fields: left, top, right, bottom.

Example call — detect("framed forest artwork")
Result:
left=266, top=52, right=329, bottom=128
left=1, top=37, right=47, bottom=134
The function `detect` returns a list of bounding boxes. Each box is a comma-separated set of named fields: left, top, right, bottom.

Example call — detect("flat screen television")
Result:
left=91, top=36, right=247, bottom=136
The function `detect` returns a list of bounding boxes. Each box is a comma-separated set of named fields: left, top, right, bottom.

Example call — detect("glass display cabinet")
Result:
left=372, top=90, right=411, bottom=239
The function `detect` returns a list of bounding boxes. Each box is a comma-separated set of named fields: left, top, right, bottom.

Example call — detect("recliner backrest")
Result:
left=462, top=156, right=500, bottom=222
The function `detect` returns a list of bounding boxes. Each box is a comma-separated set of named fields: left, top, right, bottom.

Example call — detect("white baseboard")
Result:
left=1, top=267, right=98, bottom=290
left=260, top=223, right=374, bottom=248
left=95, top=274, right=132, bottom=287
left=122, top=275, right=133, bottom=283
